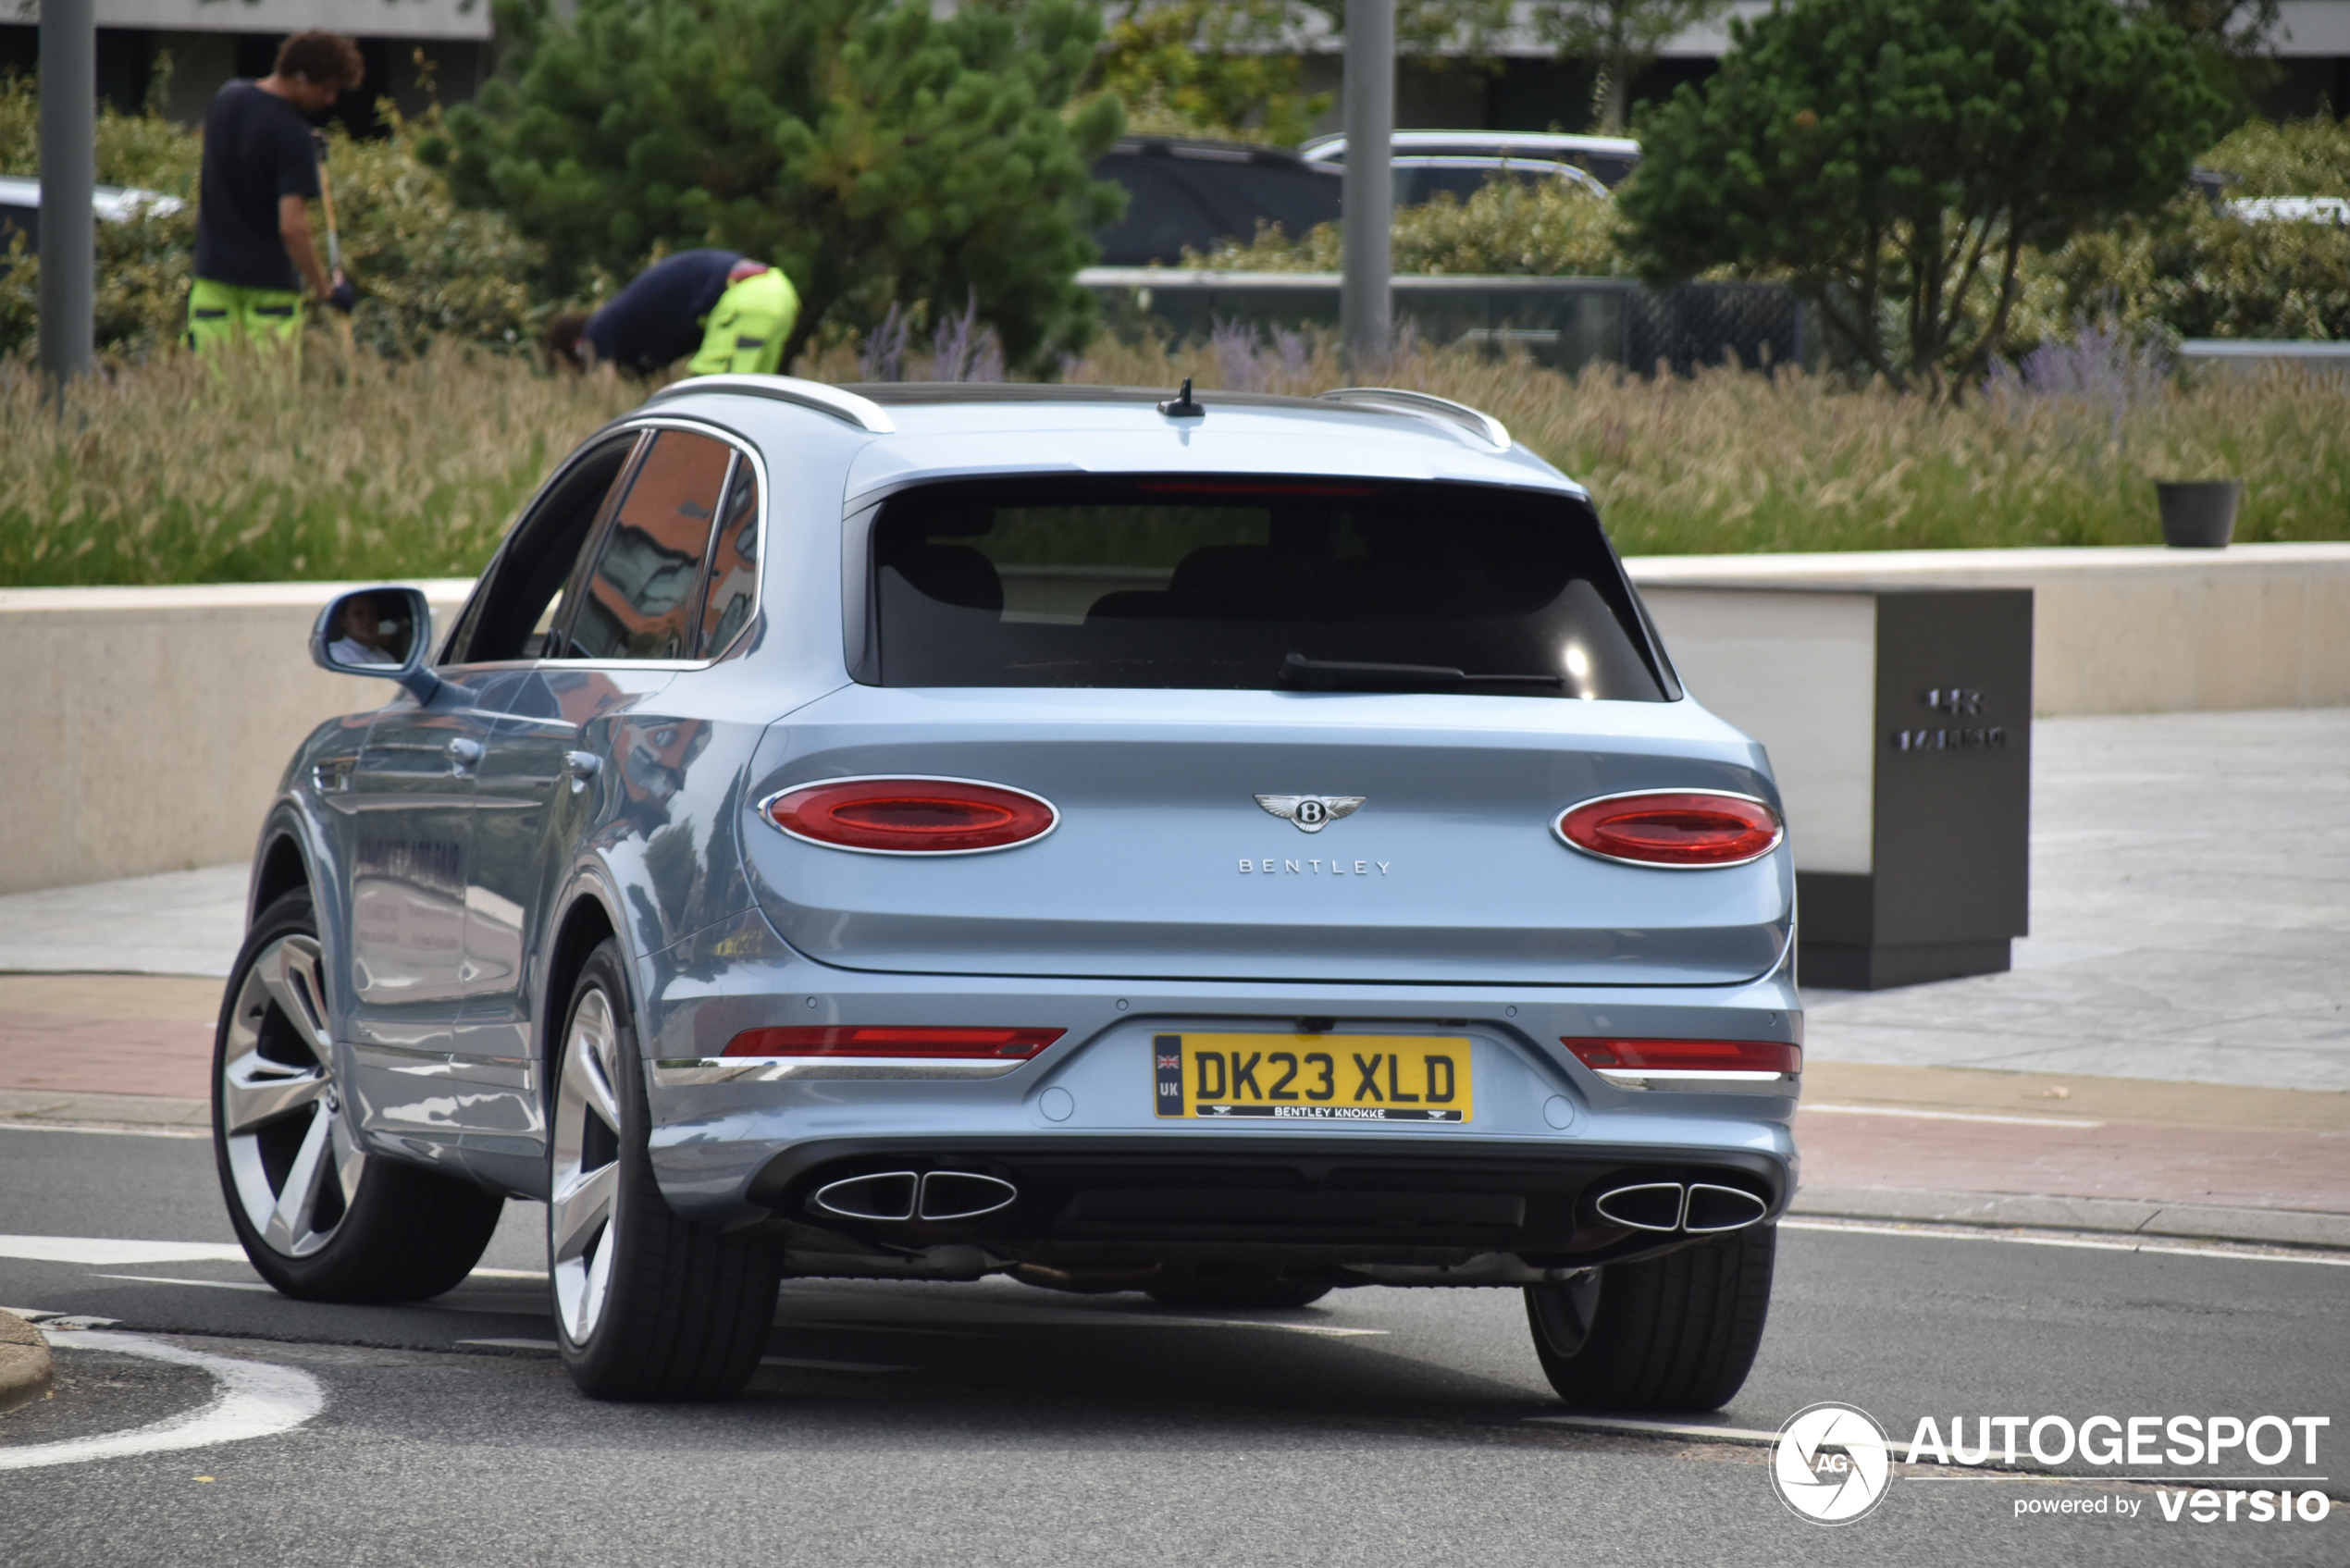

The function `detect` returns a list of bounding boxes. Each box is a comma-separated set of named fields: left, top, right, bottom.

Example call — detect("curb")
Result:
left=0, top=1309, right=54, bottom=1415
left=1792, top=1185, right=2350, bottom=1251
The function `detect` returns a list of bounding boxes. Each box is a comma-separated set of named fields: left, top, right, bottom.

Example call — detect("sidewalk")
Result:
left=0, top=709, right=2344, bottom=1249
left=1803, top=707, right=2350, bottom=1093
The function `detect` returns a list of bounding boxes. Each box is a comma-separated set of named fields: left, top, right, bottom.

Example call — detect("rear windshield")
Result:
left=862, top=475, right=1669, bottom=700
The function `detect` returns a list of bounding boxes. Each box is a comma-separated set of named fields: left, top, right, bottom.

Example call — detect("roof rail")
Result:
left=646, top=375, right=897, bottom=435
left=1317, top=388, right=1511, bottom=450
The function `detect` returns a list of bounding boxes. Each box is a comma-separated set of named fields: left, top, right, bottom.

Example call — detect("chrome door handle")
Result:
left=563, top=751, right=601, bottom=779
left=446, top=737, right=484, bottom=774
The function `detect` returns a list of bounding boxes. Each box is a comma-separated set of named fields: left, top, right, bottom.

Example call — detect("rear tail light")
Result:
left=763, top=776, right=1058, bottom=855
left=1563, top=1038, right=1800, bottom=1080
left=723, top=1027, right=1064, bottom=1059
left=1554, top=790, right=1782, bottom=868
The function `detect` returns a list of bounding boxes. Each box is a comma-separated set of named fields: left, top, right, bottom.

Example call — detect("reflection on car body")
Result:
left=224, top=375, right=1800, bottom=1413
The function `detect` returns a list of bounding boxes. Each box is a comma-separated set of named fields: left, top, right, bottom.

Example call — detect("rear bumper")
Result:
left=739, top=1133, right=1789, bottom=1272
left=638, top=915, right=1800, bottom=1263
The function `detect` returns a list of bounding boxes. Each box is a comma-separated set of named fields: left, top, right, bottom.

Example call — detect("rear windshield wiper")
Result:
left=1278, top=652, right=1565, bottom=692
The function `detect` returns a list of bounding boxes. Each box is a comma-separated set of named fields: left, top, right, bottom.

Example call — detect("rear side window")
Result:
left=697, top=457, right=761, bottom=657
left=864, top=475, right=1668, bottom=700
left=568, top=430, right=736, bottom=661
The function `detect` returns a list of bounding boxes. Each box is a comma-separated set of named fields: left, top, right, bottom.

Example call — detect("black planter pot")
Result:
left=2156, top=480, right=2242, bottom=549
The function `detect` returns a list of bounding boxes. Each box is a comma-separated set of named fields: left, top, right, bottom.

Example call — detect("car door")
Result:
left=454, top=426, right=749, bottom=1191
left=340, top=672, right=496, bottom=1079
left=339, top=432, right=639, bottom=1176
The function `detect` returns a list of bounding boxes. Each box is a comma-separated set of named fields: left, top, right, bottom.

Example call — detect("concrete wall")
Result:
left=1626, top=543, right=2350, bottom=717
left=0, top=581, right=471, bottom=897
left=1, top=541, right=2344, bottom=896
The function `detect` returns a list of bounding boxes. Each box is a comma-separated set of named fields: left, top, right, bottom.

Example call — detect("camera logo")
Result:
left=1773, top=1402, right=1893, bottom=1525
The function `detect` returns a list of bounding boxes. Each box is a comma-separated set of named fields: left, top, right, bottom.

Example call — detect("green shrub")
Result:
left=2202, top=111, right=2350, bottom=198
left=1188, top=176, right=1633, bottom=276
left=2014, top=117, right=2350, bottom=348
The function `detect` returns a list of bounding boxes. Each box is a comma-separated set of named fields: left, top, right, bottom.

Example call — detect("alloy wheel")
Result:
left=550, top=986, right=625, bottom=1345
left=219, top=934, right=366, bottom=1257
left=1529, top=1268, right=1604, bottom=1356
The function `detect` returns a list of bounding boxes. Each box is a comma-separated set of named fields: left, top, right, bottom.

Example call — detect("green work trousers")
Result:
left=188, top=277, right=307, bottom=357
left=687, top=269, right=800, bottom=377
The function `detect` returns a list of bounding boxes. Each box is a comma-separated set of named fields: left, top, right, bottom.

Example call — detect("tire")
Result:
left=213, top=890, right=504, bottom=1303
left=1145, top=1263, right=1333, bottom=1311
left=1523, top=1225, right=1775, bottom=1413
left=550, top=939, right=781, bottom=1401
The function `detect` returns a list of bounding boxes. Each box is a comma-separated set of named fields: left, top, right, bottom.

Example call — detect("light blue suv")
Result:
left=215, top=377, right=1800, bottom=1409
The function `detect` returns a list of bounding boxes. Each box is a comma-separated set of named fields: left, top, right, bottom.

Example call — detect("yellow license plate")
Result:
left=1153, top=1032, right=1472, bottom=1123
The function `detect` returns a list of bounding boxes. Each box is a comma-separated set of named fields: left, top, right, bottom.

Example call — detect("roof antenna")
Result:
left=1157, top=377, right=1206, bottom=419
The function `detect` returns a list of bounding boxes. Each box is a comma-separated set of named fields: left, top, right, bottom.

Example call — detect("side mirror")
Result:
left=311, top=586, right=440, bottom=703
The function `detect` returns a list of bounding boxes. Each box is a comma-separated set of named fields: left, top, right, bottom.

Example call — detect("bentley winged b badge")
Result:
left=1255, top=795, right=1366, bottom=833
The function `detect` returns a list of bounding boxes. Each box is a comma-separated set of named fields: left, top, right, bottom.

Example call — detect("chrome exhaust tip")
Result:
left=810, top=1170, right=1019, bottom=1223
left=918, top=1171, right=1018, bottom=1221
left=1681, top=1183, right=1769, bottom=1233
left=1592, top=1181, right=1687, bottom=1233
left=811, top=1171, right=919, bottom=1222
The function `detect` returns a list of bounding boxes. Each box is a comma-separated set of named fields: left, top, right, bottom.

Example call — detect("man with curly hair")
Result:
left=188, top=31, right=364, bottom=357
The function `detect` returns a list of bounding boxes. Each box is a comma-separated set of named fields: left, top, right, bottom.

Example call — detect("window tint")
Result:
left=453, top=435, right=639, bottom=665
left=697, top=456, right=761, bottom=657
left=567, top=430, right=734, bottom=661
left=868, top=475, right=1667, bottom=700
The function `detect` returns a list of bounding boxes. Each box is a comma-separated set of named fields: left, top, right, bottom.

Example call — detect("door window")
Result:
left=451, top=435, right=640, bottom=665
left=567, top=430, right=736, bottom=661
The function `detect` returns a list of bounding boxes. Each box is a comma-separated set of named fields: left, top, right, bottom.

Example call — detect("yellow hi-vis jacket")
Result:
left=688, top=268, right=800, bottom=377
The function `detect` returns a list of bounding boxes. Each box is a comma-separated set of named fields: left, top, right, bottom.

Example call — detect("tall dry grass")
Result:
left=0, top=343, right=636, bottom=586
left=1076, top=332, right=2350, bottom=554
left=4, top=333, right=2344, bottom=586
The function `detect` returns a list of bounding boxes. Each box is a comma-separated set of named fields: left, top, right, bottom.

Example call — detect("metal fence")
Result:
left=1078, top=269, right=1807, bottom=377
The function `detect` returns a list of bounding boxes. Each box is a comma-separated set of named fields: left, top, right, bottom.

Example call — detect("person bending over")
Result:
left=543, top=251, right=799, bottom=378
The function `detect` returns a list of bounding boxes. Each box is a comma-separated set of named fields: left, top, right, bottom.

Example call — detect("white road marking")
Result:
left=0, top=1121, right=209, bottom=1141
left=1528, top=1414, right=1778, bottom=1447
left=465, top=1268, right=549, bottom=1282
left=94, top=1275, right=274, bottom=1293
left=0, top=1332, right=322, bottom=1471
left=1785, top=1216, right=2350, bottom=1266
left=456, top=1338, right=558, bottom=1353
left=1801, top=1103, right=2104, bottom=1129
left=0, top=1236, right=247, bottom=1266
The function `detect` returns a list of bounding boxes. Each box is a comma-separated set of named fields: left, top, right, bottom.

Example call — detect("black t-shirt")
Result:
left=194, top=80, right=323, bottom=292
left=583, top=250, right=744, bottom=373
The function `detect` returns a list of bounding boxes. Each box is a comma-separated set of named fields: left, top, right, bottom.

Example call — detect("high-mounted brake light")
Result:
left=1554, top=790, right=1782, bottom=868
left=763, top=776, right=1058, bottom=855
left=1563, top=1038, right=1800, bottom=1080
left=723, top=1027, right=1065, bottom=1059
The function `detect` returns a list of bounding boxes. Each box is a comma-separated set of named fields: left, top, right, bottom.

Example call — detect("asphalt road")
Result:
left=4, top=1124, right=2345, bottom=1567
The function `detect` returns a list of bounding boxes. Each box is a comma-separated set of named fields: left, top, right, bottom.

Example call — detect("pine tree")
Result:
left=432, top=0, right=1126, bottom=368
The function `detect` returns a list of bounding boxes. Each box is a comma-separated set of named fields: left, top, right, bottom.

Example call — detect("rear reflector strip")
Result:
left=762, top=776, right=1058, bottom=856
left=1554, top=790, right=1783, bottom=869
left=721, top=1026, right=1065, bottom=1060
left=1562, top=1038, right=1800, bottom=1080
